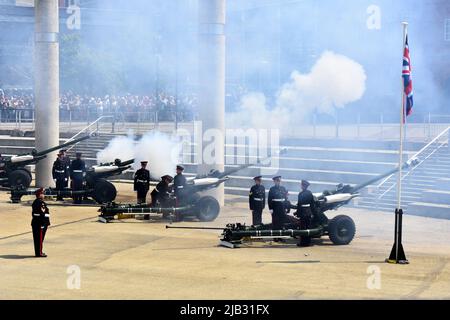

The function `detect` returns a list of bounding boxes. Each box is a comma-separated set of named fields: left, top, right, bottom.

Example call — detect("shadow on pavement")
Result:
left=0, top=255, right=36, bottom=260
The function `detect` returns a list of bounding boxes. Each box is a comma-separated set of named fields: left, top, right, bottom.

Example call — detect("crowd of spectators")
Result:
left=0, top=88, right=198, bottom=122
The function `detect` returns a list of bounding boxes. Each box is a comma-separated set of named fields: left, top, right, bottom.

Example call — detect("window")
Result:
left=445, top=19, right=450, bottom=41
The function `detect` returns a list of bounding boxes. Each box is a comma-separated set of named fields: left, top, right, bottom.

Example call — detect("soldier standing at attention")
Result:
left=31, top=188, right=50, bottom=258
left=249, top=175, right=265, bottom=225
left=173, top=165, right=187, bottom=206
left=134, top=161, right=151, bottom=204
left=295, top=180, right=316, bottom=247
left=70, top=152, right=86, bottom=204
left=60, top=149, right=71, bottom=188
left=268, top=176, right=289, bottom=230
left=52, top=152, right=68, bottom=201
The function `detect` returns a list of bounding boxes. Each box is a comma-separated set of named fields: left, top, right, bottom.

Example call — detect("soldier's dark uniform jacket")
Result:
left=70, top=158, right=86, bottom=204
left=52, top=158, right=68, bottom=199
left=151, top=180, right=172, bottom=207
left=295, top=189, right=316, bottom=246
left=173, top=173, right=187, bottom=205
left=249, top=184, right=266, bottom=211
left=268, top=185, right=289, bottom=229
left=134, top=168, right=151, bottom=203
left=31, top=198, right=50, bottom=256
left=249, top=184, right=265, bottom=225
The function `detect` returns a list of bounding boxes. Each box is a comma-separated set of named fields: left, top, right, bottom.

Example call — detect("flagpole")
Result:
left=387, top=22, right=409, bottom=264
left=397, top=22, right=407, bottom=211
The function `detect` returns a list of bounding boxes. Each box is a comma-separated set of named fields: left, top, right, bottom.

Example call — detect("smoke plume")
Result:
left=227, top=51, right=367, bottom=128
left=97, top=131, right=182, bottom=178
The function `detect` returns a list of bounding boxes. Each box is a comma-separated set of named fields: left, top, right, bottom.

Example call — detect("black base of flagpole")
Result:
left=386, top=208, right=409, bottom=264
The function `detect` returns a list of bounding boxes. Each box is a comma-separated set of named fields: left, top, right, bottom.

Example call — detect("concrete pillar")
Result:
left=198, top=0, right=226, bottom=205
left=34, top=0, right=60, bottom=188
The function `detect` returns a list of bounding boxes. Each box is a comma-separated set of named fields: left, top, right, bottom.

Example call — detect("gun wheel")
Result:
left=195, top=196, right=220, bottom=222
left=92, top=179, right=117, bottom=204
left=328, top=215, right=356, bottom=245
left=8, top=169, right=32, bottom=189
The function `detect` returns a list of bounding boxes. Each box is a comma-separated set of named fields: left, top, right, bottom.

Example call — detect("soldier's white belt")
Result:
left=33, top=214, right=49, bottom=217
left=73, top=170, right=83, bottom=173
left=177, top=186, right=184, bottom=189
left=272, top=199, right=285, bottom=202
left=136, top=180, right=147, bottom=183
left=55, top=170, right=65, bottom=173
left=253, top=198, right=264, bottom=201
left=301, top=204, right=311, bottom=207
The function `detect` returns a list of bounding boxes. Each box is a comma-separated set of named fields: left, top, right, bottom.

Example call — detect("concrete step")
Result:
left=225, top=145, right=414, bottom=162
left=407, top=202, right=450, bottom=219
left=434, top=178, right=450, bottom=190
left=421, top=190, right=450, bottom=206
left=221, top=155, right=396, bottom=174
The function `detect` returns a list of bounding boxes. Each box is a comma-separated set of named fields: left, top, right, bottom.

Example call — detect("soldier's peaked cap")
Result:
left=140, top=161, right=148, bottom=164
left=161, top=175, right=173, bottom=180
left=272, top=175, right=282, bottom=180
left=301, top=180, right=310, bottom=187
left=176, top=165, right=185, bottom=171
left=253, top=175, right=262, bottom=180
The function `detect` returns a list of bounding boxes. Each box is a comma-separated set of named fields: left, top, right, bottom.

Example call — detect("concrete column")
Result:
left=34, top=0, right=60, bottom=188
left=198, top=0, right=226, bottom=205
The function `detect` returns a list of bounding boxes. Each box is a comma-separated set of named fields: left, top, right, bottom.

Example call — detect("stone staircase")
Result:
left=358, top=138, right=450, bottom=219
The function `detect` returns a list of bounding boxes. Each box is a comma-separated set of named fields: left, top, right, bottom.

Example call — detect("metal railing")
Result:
left=64, top=115, right=114, bottom=153
left=0, top=108, right=196, bottom=133
left=375, top=125, right=450, bottom=207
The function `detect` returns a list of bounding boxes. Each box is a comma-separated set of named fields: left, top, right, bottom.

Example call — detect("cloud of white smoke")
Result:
left=96, top=131, right=182, bottom=178
left=226, top=51, right=367, bottom=128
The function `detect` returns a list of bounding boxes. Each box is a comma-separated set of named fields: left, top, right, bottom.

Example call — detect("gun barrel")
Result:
left=100, top=205, right=193, bottom=216
left=223, top=227, right=324, bottom=242
left=11, top=188, right=92, bottom=197
left=165, top=225, right=225, bottom=230
left=117, top=159, right=135, bottom=167
left=34, top=134, right=92, bottom=157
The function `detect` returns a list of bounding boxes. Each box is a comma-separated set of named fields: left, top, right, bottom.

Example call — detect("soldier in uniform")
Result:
left=249, top=175, right=265, bottom=225
left=134, top=161, right=151, bottom=204
left=295, top=180, right=316, bottom=247
left=268, top=176, right=289, bottom=230
left=70, top=152, right=86, bottom=204
left=60, top=149, right=71, bottom=188
left=151, top=175, right=173, bottom=208
left=52, top=152, right=68, bottom=201
left=31, top=188, right=50, bottom=257
left=173, top=165, right=187, bottom=206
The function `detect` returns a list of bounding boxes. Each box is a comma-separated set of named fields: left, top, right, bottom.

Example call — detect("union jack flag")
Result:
left=403, top=35, right=413, bottom=119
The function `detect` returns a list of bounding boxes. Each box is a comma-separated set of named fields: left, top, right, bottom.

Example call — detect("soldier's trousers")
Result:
left=32, top=224, right=47, bottom=256
left=137, top=189, right=148, bottom=204
left=252, top=209, right=263, bottom=225
left=271, top=211, right=286, bottom=230
left=72, top=179, right=84, bottom=203
left=299, top=212, right=312, bottom=246
left=55, top=179, right=66, bottom=200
